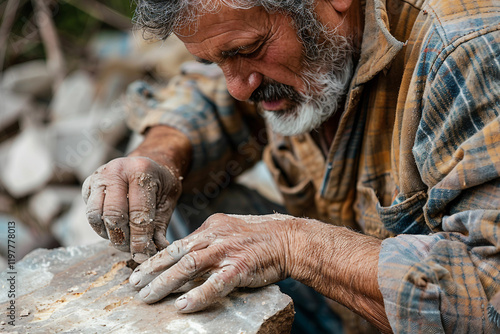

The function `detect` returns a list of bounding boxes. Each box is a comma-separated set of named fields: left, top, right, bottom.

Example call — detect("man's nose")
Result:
left=222, top=63, right=262, bottom=101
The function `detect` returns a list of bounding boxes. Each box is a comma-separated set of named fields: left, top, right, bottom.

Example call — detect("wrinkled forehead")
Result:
left=173, top=0, right=314, bottom=34
left=175, top=4, right=271, bottom=38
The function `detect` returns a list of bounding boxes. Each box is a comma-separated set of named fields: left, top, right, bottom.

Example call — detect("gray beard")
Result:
left=262, top=35, right=355, bottom=136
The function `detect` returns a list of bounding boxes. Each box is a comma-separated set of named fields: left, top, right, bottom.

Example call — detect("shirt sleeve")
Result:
left=124, top=62, right=266, bottom=190
left=378, top=29, right=500, bottom=332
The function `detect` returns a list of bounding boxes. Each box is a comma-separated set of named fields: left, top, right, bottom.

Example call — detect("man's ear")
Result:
left=330, top=0, right=354, bottom=13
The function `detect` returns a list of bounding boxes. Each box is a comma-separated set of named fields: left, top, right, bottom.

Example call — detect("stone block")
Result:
left=0, top=127, right=53, bottom=198
left=0, top=60, right=53, bottom=97
left=0, top=90, right=30, bottom=135
left=49, top=108, right=128, bottom=182
left=28, top=186, right=81, bottom=228
left=51, top=196, right=103, bottom=247
left=49, top=71, right=95, bottom=122
left=48, top=117, right=109, bottom=182
left=0, top=242, right=294, bottom=333
left=0, top=139, right=14, bottom=190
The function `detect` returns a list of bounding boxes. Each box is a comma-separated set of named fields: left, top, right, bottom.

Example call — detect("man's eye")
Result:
left=195, top=57, right=214, bottom=65
left=199, top=58, right=214, bottom=65
left=239, top=44, right=263, bottom=58
left=220, top=42, right=265, bottom=61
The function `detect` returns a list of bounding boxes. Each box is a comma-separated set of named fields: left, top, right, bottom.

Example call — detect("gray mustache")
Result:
left=249, top=81, right=303, bottom=104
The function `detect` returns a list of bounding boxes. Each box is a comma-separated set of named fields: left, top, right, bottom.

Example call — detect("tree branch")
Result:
left=32, top=0, right=66, bottom=91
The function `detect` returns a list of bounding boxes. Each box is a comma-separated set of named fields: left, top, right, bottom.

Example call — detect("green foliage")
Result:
left=2, top=0, right=137, bottom=70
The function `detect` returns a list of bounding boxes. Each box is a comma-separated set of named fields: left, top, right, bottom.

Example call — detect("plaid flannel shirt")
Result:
left=125, top=0, right=500, bottom=332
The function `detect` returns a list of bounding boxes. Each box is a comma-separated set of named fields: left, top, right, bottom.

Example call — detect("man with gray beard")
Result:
left=82, top=0, right=500, bottom=332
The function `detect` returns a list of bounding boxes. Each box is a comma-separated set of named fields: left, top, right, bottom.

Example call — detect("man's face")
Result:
left=176, top=4, right=355, bottom=136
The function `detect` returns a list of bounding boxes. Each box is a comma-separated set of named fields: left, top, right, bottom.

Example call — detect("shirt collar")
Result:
left=354, top=0, right=405, bottom=86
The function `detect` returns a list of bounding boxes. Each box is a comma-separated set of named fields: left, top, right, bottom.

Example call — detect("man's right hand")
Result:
left=82, top=156, right=182, bottom=263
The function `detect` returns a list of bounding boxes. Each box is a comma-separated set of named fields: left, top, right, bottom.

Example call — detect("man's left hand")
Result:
left=129, top=213, right=296, bottom=312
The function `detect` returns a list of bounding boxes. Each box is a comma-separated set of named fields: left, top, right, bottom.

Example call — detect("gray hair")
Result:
left=133, top=0, right=327, bottom=60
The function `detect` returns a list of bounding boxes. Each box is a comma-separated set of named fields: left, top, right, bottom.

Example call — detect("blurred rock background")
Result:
left=0, top=0, right=195, bottom=271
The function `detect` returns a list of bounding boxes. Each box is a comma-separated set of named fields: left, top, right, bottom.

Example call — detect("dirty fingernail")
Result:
left=133, top=253, right=148, bottom=263
left=175, top=296, right=188, bottom=310
left=139, top=285, right=151, bottom=299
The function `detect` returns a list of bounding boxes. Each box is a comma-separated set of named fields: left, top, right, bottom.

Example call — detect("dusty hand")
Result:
left=128, top=213, right=295, bottom=312
left=82, top=156, right=181, bottom=263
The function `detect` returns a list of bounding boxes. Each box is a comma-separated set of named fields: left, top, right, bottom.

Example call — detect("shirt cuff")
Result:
left=378, top=234, right=446, bottom=333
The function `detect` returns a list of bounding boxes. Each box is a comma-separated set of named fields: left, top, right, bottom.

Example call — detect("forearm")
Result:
left=128, top=125, right=192, bottom=178
left=288, top=219, right=392, bottom=333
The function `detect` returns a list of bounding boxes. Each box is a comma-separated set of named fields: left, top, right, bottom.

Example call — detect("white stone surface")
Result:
left=0, top=242, right=293, bottom=333
left=49, top=105, right=128, bottom=182
left=50, top=70, right=95, bottom=121
left=51, top=196, right=103, bottom=247
left=28, top=186, right=80, bottom=227
left=0, top=90, right=30, bottom=131
left=1, top=60, right=53, bottom=96
left=1, top=127, right=53, bottom=197
left=0, top=139, right=14, bottom=189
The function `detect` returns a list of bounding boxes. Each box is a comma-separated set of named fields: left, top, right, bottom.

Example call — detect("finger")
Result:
left=172, top=274, right=209, bottom=293
left=102, top=181, right=130, bottom=252
left=85, top=177, right=108, bottom=239
left=129, top=245, right=182, bottom=289
left=128, top=172, right=159, bottom=263
left=130, top=234, right=214, bottom=289
left=137, top=248, right=219, bottom=304
left=175, top=266, right=241, bottom=313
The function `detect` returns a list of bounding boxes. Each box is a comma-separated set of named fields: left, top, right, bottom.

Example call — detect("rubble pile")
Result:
left=0, top=32, right=193, bottom=270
